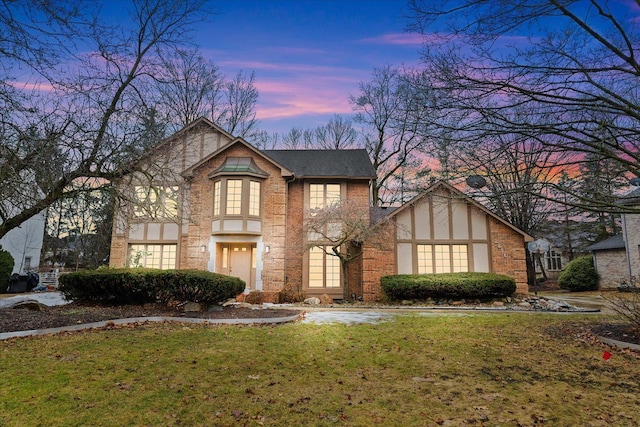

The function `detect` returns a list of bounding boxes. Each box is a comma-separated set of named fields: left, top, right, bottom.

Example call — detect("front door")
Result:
left=219, top=243, right=255, bottom=289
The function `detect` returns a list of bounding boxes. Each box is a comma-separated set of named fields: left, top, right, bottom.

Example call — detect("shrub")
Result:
left=58, top=268, right=245, bottom=305
left=0, top=246, right=15, bottom=292
left=381, top=272, right=516, bottom=301
left=152, top=270, right=245, bottom=305
left=558, top=256, right=597, bottom=292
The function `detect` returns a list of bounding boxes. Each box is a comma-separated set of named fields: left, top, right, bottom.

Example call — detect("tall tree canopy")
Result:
left=0, top=0, right=210, bottom=239
left=408, top=0, right=640, bottom=210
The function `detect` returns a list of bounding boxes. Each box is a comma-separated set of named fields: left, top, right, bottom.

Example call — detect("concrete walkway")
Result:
left=0, top=291, right=622, bottom=341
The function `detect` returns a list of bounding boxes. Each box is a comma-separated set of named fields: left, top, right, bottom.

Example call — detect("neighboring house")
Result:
left=587, top=187, right=640, bottom=288
left=109, top=118, right=533, bottom=301
left=585, top=234, right=627, bottom=289
left=0, top=211, right=46, bottom=274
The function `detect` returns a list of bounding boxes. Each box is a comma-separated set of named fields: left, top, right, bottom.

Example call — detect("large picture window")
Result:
left=417, top=244, right=468, bottom=274
left=128, top=244, right=177, bottom=269
left=308, top=246, right=340, bottom=288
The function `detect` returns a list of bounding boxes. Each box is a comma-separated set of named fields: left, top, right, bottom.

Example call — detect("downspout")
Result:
left=622, top=213, right=633, bottom=284
left=283, top=173, right=296, bottom=291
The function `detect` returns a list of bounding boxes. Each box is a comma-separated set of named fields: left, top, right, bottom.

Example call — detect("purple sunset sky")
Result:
left=93, top=0, right=640, bottom=136
left=191, top=0, right=423, bottom=134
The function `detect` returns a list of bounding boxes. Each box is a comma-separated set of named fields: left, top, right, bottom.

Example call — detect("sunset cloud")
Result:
left=7, top=81, right=55, bottom=92
left=358, top=32, right=427, bottom=46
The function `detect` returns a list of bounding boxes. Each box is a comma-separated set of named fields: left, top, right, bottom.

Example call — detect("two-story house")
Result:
left=109, top=118, right=532, bottom=301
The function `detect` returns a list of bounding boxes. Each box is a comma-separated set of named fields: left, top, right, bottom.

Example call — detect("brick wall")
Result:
left=361, top=221, right=396, bottom=302
left=284, top=180, right=304, bottom=292
left=488, top=218, right=529, bottom=294
left=185, top=143, right=289, bottom=291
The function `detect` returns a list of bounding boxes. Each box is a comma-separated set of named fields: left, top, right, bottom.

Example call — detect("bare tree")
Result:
left=407, top=0, right=640, bottom=210
left=313, top=115, right=359, bottom=149
left=0, top=0, right=210, bottom=240
left=279, top=115, right=359, bottom=150
left=303, top=201, right=394, bottom=299
left=350, top=65, right=434, bottom=206
left=155, top=48, right=224, bottom=130
left=219, top=71, right=259, bottom=140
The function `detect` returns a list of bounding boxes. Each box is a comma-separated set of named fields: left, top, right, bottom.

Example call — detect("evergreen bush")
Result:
left=0, top=246, right=15, bottom=292
left=381, top=272, right=516, bottom=301
left=58, top=268, right=245, bottom=305
left=558, top=256, right=598, bottom=292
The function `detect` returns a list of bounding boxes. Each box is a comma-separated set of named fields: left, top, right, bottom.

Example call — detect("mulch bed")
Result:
left=0, top=301, right=303, bottom=334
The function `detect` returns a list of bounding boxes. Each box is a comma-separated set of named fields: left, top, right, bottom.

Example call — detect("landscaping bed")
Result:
left=0, top=301, right=302, bottom=333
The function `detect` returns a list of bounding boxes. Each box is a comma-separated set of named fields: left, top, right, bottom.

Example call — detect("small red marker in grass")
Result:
left=602, top=351, right=612, bottom=361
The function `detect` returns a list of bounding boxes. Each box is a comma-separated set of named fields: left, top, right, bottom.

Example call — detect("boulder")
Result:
left=183, top=302, right=203, bottom=312
left=318, top=294, right=333, bottom=304
left=303, top=297, right=321, bottom=305
left=9, top=300, right=48, bottom=311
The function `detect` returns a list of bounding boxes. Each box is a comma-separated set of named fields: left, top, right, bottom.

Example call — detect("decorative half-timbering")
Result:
left=110, top=119, right=533, bottom=301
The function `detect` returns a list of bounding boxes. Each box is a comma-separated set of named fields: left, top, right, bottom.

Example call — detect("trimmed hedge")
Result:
left=58, top=268, right=245, bottom=305
left=0, top=246, right=14, bottom=292
left=381, top=272, right=516, bottom=300
left=558, top=256, right=597, bottom=292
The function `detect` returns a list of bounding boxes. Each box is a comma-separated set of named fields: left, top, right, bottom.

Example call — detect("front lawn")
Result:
left=1, top=314, right=638, bottom=426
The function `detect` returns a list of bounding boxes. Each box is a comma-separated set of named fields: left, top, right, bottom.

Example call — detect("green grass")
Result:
left=1, top=314, right=639, bottom=426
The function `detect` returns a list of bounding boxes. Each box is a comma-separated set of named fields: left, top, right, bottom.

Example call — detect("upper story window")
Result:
left=133, top=185, right=179, bottom=218
left=310, top=183, right=341, bottom=211
left=212, top=178, right=262, bottom=217
left=226, top=179, right=243, bottom=215
left=210, top=157, right=268, bottom=220
left=249, top=181, right=261, bottom=216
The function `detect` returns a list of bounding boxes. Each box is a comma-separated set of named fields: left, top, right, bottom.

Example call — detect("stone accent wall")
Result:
left=488, top=218, right=529, bottom=294
left=594, top=249, right=628, bottom=289
left=185, top=143, right=289, bottom=292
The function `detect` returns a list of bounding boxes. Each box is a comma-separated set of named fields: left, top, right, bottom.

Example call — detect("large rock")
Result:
left=318, top=294, right=333, bottom=304
left=304, top=297, right=321, bottom=305
left=9, top=300, right=48, bottom=311
left=183, top=302, right=203, bottom=312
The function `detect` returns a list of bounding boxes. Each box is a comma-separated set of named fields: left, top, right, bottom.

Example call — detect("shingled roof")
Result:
left=618, top=187, right=640, bottom=205
left=263, top=149, right=376, bottom=179
left=585, top=234, right=625, bottom=251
